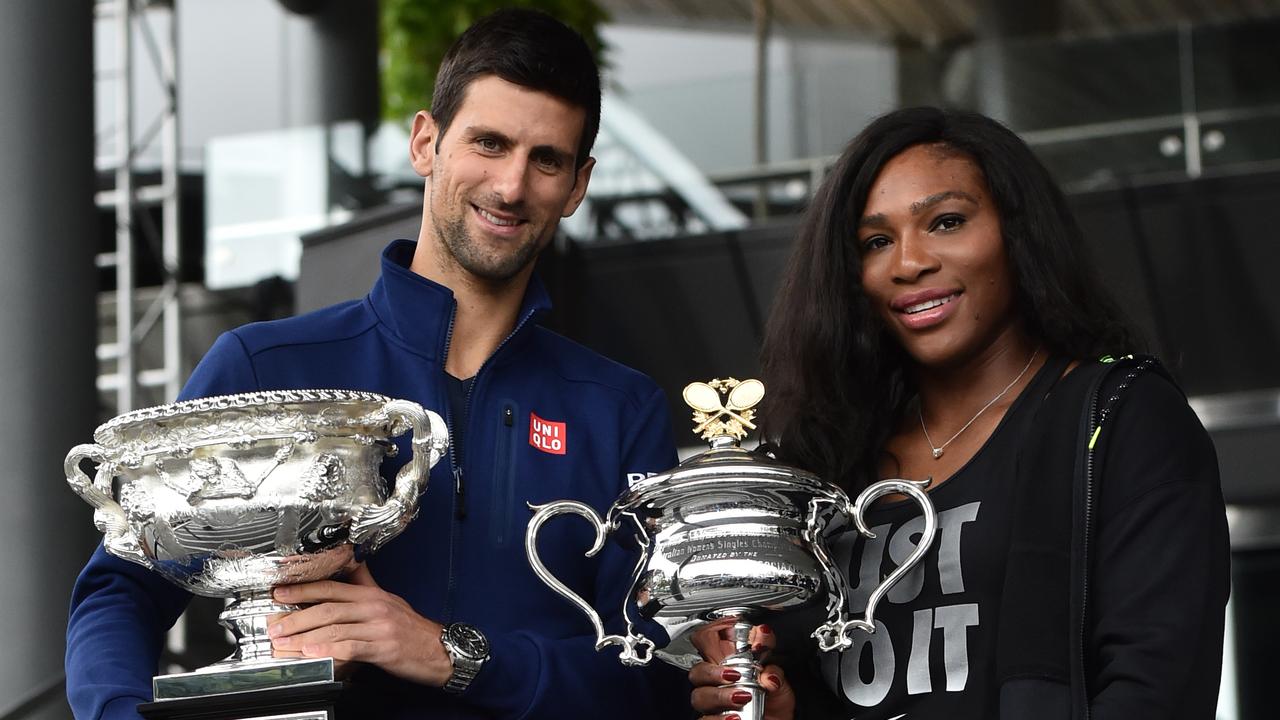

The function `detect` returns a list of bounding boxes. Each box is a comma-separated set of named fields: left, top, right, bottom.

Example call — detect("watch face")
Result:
left=447, top=624, right=489, bottom=658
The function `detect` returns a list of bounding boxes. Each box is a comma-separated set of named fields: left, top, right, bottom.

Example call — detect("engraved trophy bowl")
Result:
left=65, top=389, right=448, bottom=701
left=526, top=379, right=937, bottom=720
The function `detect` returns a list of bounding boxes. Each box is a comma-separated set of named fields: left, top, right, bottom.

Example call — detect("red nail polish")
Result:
left=721, top=668, right=742, bottom=682
left=767, top=673, right=781, bottom=685
left=725, top=715, right=741, bottom=720
left=758, top=624, right=773, bottom=635
left=731, top=690, right=752, bottom=705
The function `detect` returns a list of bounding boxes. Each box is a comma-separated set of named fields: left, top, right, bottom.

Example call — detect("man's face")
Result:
left=410, top=75, right=594, bottom=285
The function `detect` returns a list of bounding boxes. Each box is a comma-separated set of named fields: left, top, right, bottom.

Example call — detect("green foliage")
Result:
left=380, top=0, right=609, bottom=125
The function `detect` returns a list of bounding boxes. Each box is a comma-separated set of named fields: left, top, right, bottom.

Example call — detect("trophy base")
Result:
left=138, top=680, right=343, bottom=720
left=152, top=657, right=335, bottom=700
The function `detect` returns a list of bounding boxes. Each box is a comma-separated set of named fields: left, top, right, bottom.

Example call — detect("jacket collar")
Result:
left=367, top=239, right=551, bottom=362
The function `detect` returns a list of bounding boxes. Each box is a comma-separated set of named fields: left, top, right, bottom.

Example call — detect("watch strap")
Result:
left=442, top=623, right=488, bottom=694
left=443, top=655, right=481, bottom=694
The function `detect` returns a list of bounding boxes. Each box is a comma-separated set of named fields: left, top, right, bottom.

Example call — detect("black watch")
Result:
left=441, top=622, right=490, bottom=694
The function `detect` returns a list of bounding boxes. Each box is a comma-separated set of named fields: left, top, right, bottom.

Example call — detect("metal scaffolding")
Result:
left=95, top=0, right=183, bottom=413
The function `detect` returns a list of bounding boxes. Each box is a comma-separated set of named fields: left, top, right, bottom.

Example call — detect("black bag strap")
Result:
left=1088, top=355, right=1177, bottom=453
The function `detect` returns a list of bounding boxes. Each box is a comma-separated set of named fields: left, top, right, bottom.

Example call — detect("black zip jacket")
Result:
left=997, top=356, right=1229, bottom=719
left=793, top=357, right=1230, bottom=719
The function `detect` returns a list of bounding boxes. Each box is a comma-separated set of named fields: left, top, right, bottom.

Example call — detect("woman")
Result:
left=689, top=107, right=1229, bottom=720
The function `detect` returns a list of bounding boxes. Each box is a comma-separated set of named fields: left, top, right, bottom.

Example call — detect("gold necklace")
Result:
left=918, top=347, right=1039, bottom=459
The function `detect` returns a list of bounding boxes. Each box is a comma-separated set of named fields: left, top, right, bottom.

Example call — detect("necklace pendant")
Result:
left=932, top=448, right=944, bottom=459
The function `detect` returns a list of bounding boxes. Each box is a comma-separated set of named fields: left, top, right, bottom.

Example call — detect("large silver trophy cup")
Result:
left=65, top=389, right=448, bottom=703
left=526, top=379, right=936, bottom=720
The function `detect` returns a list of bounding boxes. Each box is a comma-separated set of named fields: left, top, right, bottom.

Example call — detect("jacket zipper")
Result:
left=452, top=466, right=466, bottom=519
left=1078, top=356, right=1150, bottom=719
left=440, top=303, right=539, bottom=621
left=492, top=405, right=516, bottom=545
left=1079, top=387, right=1100, bottom=720
left=440, top=309, right=462, bottom=622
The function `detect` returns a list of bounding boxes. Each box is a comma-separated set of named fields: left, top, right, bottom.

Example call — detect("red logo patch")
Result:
left=529, top=412, right=567, bottom=455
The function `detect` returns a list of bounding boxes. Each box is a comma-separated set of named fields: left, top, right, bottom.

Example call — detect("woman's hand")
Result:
left=688, top=620, right=796, bottom=720
left=689, top=661, right=795, bottom=720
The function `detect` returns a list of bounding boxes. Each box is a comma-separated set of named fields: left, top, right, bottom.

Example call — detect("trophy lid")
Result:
left=93, top=388, right=394, bottom=449
left=621, top=378, right=830, bottom=507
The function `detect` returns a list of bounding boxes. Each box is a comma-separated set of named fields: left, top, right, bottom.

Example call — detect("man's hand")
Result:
left=268, top=564, right=454, bottom=687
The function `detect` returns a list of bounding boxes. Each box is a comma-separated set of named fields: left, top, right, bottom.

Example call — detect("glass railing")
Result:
left=592, top=16, right=1280, bottom=229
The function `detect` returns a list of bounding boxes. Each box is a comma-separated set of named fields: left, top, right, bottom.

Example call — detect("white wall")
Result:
left=602, top=24, right=898, bottom=173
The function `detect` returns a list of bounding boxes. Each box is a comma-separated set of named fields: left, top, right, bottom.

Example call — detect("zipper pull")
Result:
left=503, top=406, right=514, bottom=427
left=453, top=466, right=467, bottom=519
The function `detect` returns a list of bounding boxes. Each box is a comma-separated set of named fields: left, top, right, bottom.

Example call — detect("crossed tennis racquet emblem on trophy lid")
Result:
left=682, top=377, right=765, bottom=441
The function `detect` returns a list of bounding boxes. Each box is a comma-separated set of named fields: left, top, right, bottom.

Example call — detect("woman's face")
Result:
left=856, top=143, right=1021, bottom=369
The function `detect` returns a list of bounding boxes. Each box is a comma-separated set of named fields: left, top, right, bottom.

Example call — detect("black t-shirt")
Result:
left=445, top=374, right=474, bottom=463
left=817, top=358, right=1065, bottom=718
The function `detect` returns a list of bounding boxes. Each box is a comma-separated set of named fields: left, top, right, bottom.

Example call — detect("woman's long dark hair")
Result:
left=761, top=106, right=1139, bottom=490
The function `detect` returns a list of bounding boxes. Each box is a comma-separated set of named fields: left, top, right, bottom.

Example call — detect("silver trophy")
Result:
left=65, top=389, right=448, bottom=703
left=526, top=378, right=936, bottom=720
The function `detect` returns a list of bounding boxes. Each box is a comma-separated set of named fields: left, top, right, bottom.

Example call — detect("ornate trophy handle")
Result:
left=526, top=500, right=657, bottom=666
left=64, top=443, right=151, bottom=568
left=812, top=478, right=937, bottom=651
left=350, top=400, right=448, bottom=549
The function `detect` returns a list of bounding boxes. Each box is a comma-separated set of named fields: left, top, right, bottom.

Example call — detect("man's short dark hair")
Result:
left=431, top=8, right=601, bottom=168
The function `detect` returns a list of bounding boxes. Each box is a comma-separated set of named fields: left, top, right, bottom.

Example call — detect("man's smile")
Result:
left=471, top=203, right=527, bottom=233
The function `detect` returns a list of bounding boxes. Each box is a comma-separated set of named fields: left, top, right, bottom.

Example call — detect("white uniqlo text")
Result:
left=529, top=412, right=567, bottom=455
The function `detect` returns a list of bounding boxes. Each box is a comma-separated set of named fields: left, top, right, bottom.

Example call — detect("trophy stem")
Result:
left=717, top=615, right=766, bottom=720
left=218, top=590, right=300, bottom=663
left=151, top=590, right=331, bottom=701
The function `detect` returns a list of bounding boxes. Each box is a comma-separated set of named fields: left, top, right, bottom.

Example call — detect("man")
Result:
left=66, top=9, right=686, bottom=718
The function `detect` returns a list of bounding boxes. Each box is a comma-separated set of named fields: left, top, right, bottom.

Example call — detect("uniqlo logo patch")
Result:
left=529, top=412, right=567, bottom=455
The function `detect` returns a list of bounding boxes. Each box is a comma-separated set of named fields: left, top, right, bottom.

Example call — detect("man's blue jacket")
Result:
left=66, top=240, right=686, bottom=719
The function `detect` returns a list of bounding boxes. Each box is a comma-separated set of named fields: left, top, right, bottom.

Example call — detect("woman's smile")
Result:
left=891, top=289, right=963, bottom=330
